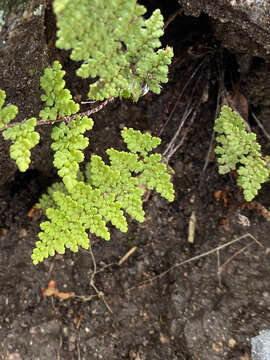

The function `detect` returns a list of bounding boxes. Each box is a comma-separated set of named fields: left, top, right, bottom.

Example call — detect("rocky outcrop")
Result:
left=178, top=0, right=270, bottom=60
left=178, top=0, right=270, bottom=140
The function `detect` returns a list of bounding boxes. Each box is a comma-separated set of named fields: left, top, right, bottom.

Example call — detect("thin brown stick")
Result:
left=162, top=104, right=194, bottom=161
left=88, top=241, right=113, bottom=314
left=158, top=58, right=207, bottom=137
left=162, top=109, right=197, bottom=163
left=0, top=97, right=114, bottom=131
left=80, top=246, right=137, bottom=275
left=220, top=242, right=253, bottom=270
left=126, top=233, right=263, bottom=292
left=217, top=242, right=253, bottom=287
left=56, top=335, right=62, bottom=360
left=162, top=57, right=213, bottom=163
left=252, top=110, right=270, bottom=142
left=164, top=9, right=182, bottom=30
left=217, top=249, right=221, bottom=288
left=118, top=246, right=137, bottom=265
left=200, top=88, right=221, bottom=187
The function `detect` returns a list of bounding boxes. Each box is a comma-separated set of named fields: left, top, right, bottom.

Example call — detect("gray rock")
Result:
left=251, top=329, right=270, bottom=360
left=178, top=0, right=270, bottom=60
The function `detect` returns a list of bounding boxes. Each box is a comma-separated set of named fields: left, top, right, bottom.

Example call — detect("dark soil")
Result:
left=1, top=5, right=270, bottom=360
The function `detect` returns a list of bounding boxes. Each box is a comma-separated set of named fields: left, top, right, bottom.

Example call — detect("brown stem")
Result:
left=1, top=97, right=114, bottom=131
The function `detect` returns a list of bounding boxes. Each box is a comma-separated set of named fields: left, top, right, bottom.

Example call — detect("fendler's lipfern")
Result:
left=0, top=90, right=18, bottom=130
left=0, top=0, right=175, bottom=265
left=214, top=105, right=269, bottom=201
left=53, top=0, right=173, bottom=101
left=3, top=118, right=40, bottom=172
left=0, top=61, right=80, bottom=173
left=0, top=90, right=40, bottom=172
left=32, top=126, right=175, bottom=265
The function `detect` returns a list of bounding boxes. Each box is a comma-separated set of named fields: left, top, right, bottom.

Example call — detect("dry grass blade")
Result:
left=252, top=110, right=270, bottom=142
left=118, top=246, right=137, bottom=265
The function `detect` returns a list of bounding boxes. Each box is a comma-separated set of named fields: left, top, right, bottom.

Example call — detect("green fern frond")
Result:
left=0, top=89, right=18, bottom=130
left=53, top=0, right=173, bottom=101
left=0, top=1, right=175, bottom=265
left=32, top=189, right=90, bottom=264
left=139, top=153, right=175, bottom=202
left=121, top=127, right=161, bottom=157
left=51, top=115, right=93, bottom=190
left=33, top=125, right=174, bottom=264
left=214, top=105, right=269, bottom=201
left=40, top=61, right=79, bottom=120
left=3, top=117, right=39, bottom=172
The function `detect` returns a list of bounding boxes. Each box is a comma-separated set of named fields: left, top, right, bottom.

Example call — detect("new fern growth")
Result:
left=51, top=115, right=93, bottom=190
left=33, top=126, right=174, bottom=265
left=214, top=105, right=269, bottom=201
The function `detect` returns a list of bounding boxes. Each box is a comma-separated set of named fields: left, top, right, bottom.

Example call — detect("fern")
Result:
left=3, top=117, right=40, bottom=172
left=214, top=105, right=269, bottom=201
left=51, top=115, right=93, bottom=190
left=39, top=61, right=79, bottom=120
left=53, top=0, right=173, bottom=101
left=0, top=90, right=18, bottom=130
left=32, top=126, right=174, bottom=265
left=0, top=1, right=175, bottom=265
left=1, top=60, right=81, bottom=173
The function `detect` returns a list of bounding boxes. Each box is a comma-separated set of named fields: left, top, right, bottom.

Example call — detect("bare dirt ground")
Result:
left=1, top=4, right=270, bottom=360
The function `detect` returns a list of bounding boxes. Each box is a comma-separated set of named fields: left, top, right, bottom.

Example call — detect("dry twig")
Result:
left=76, top=245, right=137, bottom=310
left=252, top=110, right=270, bottom=143
left=87, top=241, right=113, bottom=314
left=126, top=233, right=263, bottom=292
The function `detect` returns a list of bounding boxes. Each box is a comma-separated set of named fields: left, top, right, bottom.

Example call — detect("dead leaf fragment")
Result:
left=27, top=206, right=42, bottom=219
left=41, top=280, right=75, bottom=300
left=73, top=312, right=83, bottom=329
left=214, top=190, right=229, bottom=207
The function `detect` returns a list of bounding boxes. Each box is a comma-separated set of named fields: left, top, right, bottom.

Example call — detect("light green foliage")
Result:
left=51, top=115, right=93, bottom=190
left=53, top=0, right=173, bottom=101
left=121, top=127, right=161, bottom=157
left=120, top=128, right=174, bottom=202
left=32, top=126, right=175, bottom=265
left=37, top=181, right=68, bottom=211
left=3, top=118, right=40, bottom=172
left=39, top=61, right=79, bottom=120
left=0, top=89, right=18, bottom=130
left=214, top=105, right=269, bottom=201
left=0, top=1, right=175, bottom=265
